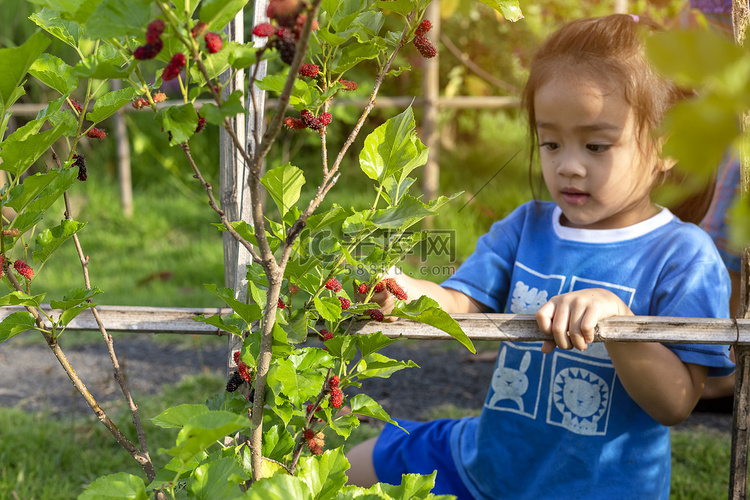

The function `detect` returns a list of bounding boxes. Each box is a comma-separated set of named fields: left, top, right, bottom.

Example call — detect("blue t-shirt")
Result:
left=442, top=201, right=734, bottom=500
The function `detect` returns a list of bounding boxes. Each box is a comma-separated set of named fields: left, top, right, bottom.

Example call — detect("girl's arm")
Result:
left=536, top=288, right=707, bottom=426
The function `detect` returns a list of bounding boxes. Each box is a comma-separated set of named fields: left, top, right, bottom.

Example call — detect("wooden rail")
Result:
left=3, top=305, right=747, bottom=344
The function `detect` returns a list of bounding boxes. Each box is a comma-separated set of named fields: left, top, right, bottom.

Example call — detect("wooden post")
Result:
left=730, top=1, right=750, bottom=497
left=219, top=11, right=250, bottom=373
left=421, top=0, right=440, bottom=212
left=111, top=79, right=133, bottom=218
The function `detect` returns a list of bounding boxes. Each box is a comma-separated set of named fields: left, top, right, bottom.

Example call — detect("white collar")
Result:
left=551, top=205, right=674, bottom=243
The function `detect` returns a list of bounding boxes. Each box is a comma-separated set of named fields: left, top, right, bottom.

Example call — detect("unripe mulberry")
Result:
left=289, top=284, right=300, bottom=294
left=340, top=79, right=358, bottom=91
left=367, top=309, right=384, bottom=322
left=299, top=63, right=320, bottom=78
left=325, top=277, right=342, bottom=292
left=204, top=32, right=223, bottom=53
left=416, top=19, right=432, bottom=36
left=338, top=296, right=351, bottom=310
left=413, top=34, right=437, bottom=58
left=190, top=21, right=207, bottom=38
left=252, top=23, right=275, bottom=37
left=87, top=127, right=107, bottom=139
left=132, top=97, right=149, bottom=109
left=153, top=92, right=167, bottom=103
left=330, top=387, right=343, bottom=408
left=284, top=116, right=307, bottom=130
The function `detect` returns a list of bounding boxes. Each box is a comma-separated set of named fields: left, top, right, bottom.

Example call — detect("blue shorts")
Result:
left=372, top=418, right=474, bottom=499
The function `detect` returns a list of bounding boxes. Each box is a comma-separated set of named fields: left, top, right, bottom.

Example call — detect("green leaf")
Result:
left=10, top=211, right=44, bottom=235
left=473, top=0, right=523, bottom=21
left=227, top=44, right=258, bottom=69
left=391, top=296, right=475, bottom=353
left=0, top=31, right=50, bottom=113
left=84, top=0, right=152, bottom=39
left=0, top=291, right=46, bottom=308
left=359, top=107, right=428, bottom=183
left=87, top=87, right=140, bottom=124
left=152, top=404, right=211, bottom=429
left=193, top=312, right=246, bottom=337
left=204, top=284, right=262, bottom=325
left=29, top=8, right=85, bottom=49
left=6, top=169, right=71, bottom=211
left=349, top=393, right=400, bottom=427
left=320, top=334, right=357, bottom=363
left=159, top=103, right=199, bottom=146
left=50, top=287, right=101, bottom=310
left=33, top=219, right=86, bottom=266
left=187, top=456, right=247, bottom=499
left=199, top=0, right=250, bottom=32
left=27, top=0, right=86, bottom=14
left=0, top=115, right=71, bottom=177
left=0, top=311, right=37, bottom=343
left=261, top=163, right=305, bottom=217
left=646, top=29, right=747, bottom=90
left=356, top=352, right=418, bottom=379
left=371, top=195, right=434, bottom=230
left=379, top=472, right=437, bottom=499
left=356, top=331, right=398, bottom=359
left=168, top=411, right=249, bottom=462
left=297, top=448, right=352, bottom=500
left=22, top=168, right=78, bottom=214
left=199, top=91, right=246, bottom=125
left=261, top=423, right=295, bottom=461
left=245, top=475, right=313, bottom=500
left=333, top=39, right=383, bottom=74
left=313, top=296, right=342, bottom=323
left=29, top=53, right=77, bottom=95
left=79, top=472, right=148, bottom=500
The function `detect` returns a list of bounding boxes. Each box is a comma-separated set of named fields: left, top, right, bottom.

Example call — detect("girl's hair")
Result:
left=522, top=14, right=690, bottom=194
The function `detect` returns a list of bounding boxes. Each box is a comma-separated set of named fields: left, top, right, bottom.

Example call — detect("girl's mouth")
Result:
left=561, top=190, right=589, bottom=205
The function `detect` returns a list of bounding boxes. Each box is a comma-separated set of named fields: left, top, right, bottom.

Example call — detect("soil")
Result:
left=0, top=335, right=733, bottom=434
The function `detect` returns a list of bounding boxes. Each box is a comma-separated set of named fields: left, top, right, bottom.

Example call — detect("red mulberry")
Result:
left=367, top=309, right=384, bottom=322
left=319, top=329, right=334, bottom=341
left=340, top=79, right=358, bottom=91
left=87, top=127, right=107, bottom=139
left=252, top=23, right=275, bottom=37
left=416, top=19, right=432, bottom=36
left=131, top=97, right=148, bottom=109
left=284, top=117, right=307, bottom=130
left=385, top=278, right=408, bottom=301
left=330, top=387, right=343, bottom=408
left=329, top=375, right=339, bottom=389
left=303, top=428, right=315, bottom=441
left=356, top=283, right=369, bottom=294
left=190, top=21, right=207, bottom=38
left=338, top=296, right=351, bottom=310
left=237, top=361, right=252, bottom=381
left=13, top=260, right=34, bottom=280
left=320, top=112, right=332, bottom=126
left=307, top=438, right=323, bottom=455
left=289, top=284, right=300, bottom=294
left=195, top=113, right=206, bottom=134
left=133, top=39, right=163, bottom=60
left=204, top=32, right=223, bottom=53
left=325, top=277, right=342, bottom=292
left=162, top=53, right=186, bottom=81
left=146, top=19, right=165, bottom=44
left=277, top=298, right=286, bottom=309
left=233, top=351, right=241, bottom=365
left=413, top=34, right=437, bottom=58
left=301, top=109, right=323, bottom=131
left=299, top=63, right=320, bottom=78
left=373, top=281, right=386, bottom=293
left=68, top=99, right=83, bottom=114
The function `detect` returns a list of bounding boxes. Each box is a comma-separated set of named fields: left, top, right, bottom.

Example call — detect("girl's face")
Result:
left=534, top=73, right=667, bottom=230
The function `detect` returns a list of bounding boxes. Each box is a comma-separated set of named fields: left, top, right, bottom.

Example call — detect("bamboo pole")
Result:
left=111, top=79, right=133, bottom=217
left=421, top=0, right=440, bottom=211
left=730, top=1, right=750, bottom=496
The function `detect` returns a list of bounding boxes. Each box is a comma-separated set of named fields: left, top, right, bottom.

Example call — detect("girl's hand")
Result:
left=535, top=289, right=631, bottom=354
left=352, top=267, right=407, bottom=318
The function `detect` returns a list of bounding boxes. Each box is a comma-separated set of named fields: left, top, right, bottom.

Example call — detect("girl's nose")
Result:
left=556, top=153, right=586, bottom=178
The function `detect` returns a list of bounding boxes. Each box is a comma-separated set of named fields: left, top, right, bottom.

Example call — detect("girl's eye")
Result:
left=540, top=142, right=559, bottom=151
left=587, top=144, right=611, bottom=153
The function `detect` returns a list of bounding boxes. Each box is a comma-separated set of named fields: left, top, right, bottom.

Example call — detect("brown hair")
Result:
left=522, top=14, right=690, bottom=195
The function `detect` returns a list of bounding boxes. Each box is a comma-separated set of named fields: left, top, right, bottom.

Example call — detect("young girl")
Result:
left=346, top=14, right=734, bottom=499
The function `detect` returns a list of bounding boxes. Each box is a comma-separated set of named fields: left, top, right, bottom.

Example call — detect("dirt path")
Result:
left=0, top=335, right=732, bottom=434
